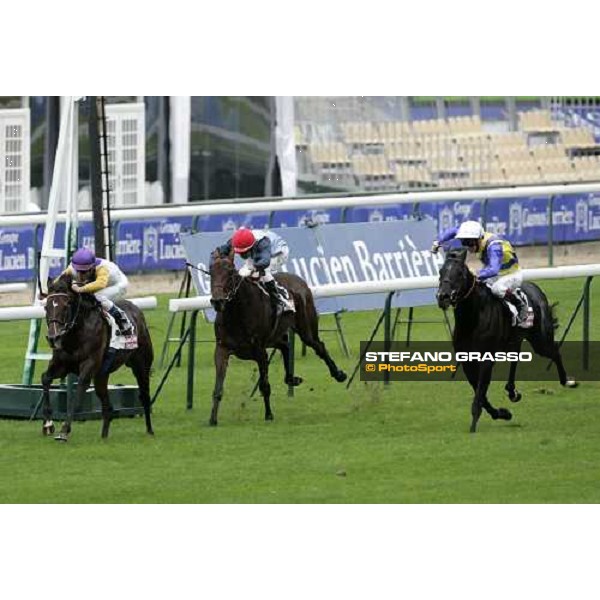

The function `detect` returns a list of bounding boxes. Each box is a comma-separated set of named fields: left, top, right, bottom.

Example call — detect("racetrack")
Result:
left=0, top=277, right=598, bottom=503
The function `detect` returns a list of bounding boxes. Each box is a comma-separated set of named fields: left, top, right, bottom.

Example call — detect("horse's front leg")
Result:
left=55, top=359, right=95, bottom=442
left=255, top=349, right=273, bottom=421
left=94, top=373, right=113, bottom=439
left=473, top=361, right=513, bottom=432
left=471, top=361, right=494, bottom=433
left=41, top=358, right=68, bottom=436
left=209, top=344, right=229, bottom=426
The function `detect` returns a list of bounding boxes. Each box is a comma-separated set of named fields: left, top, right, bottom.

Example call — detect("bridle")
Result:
left=439, top=259, right=478, bottom=307
left=45, top=291, right=82, bottom=338
left=211, top=259, right=245, bottom=305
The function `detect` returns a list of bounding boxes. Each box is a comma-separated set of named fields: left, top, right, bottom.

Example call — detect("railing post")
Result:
left=583, top=276, right=592, bottom=370
left=186, top=310, right=199, bottom=410
left=481, top=198, right=488, bottom=229
left=547, top=195, right=555, bottom=267
left=383, top=292, right=393, bottom=386
left=287, top=330, right=295, bottom=398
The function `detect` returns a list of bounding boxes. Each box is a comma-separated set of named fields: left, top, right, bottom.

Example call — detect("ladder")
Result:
left=97, top=96, right=114, bottom=259
left=22, top=96, right=82, bottom=385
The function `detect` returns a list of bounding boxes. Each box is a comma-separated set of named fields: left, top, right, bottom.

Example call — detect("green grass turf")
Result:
left=0, top=277, right=598, bottom=503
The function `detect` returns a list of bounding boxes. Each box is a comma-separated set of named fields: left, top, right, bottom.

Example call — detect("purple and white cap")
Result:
left=71, top=248, right=102, bottom=272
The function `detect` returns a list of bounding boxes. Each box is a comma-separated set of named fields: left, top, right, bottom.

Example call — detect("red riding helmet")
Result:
left=232, top=228, right=256, bottom=254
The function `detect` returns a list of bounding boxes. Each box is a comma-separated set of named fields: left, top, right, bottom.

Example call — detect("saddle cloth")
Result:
left=503, top=289, right=534, bottom=329
left=103, top=311, right=138, bottom=350
left=255, top=281, right=296, bottom=313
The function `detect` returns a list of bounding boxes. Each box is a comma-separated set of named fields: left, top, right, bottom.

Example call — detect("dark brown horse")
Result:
left=437, top=248, right=577, bottom=433
left=209, top=248, right=347, bottom=425
left=40, top=273, right=154, bottom=441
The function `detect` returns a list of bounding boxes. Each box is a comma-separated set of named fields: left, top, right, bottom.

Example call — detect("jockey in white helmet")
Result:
left=432, top=220, right=532, bottom=327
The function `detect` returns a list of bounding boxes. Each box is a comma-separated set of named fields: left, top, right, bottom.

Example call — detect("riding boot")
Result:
left=108, top=305, right=133, bottom=336
left=264, top=280, right=283, bottom=319
left=505, top=290, right=529, bottom=326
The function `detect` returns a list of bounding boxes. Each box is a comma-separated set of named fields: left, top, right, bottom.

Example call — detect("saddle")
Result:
left=102, top=310, right=138, bottom=351
left=255, top=280, right=296, bottom=313
left=503, top=289, right=534, bottom=329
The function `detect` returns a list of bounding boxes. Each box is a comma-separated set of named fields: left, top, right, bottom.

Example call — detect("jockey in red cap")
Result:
left=61, top=248, right=133, bottom=335
left=213, top=227, right=292, bottom=317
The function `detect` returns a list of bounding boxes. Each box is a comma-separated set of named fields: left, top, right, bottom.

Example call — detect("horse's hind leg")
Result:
left=505, top=358, right=522, bottom=402
left=294, top=302, right=346, bottom=383
left=93, top=373, right=113, bottom=439
left=255, top=350, right=274, bottom=422
left=129, top=355, right=154, bottom=435
left=529, top=338, right=577, bottom=388
left=210, top=344, right=229, bottom=426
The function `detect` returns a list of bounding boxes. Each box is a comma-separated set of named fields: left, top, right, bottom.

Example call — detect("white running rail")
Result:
left=168, top=264, right=600, bottom=313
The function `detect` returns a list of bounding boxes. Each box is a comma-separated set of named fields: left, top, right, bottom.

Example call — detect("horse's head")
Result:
left=436, top=247, right=473, bottom=309
left=45, top=273, right=77, bottom=349
left=209, top=248, right=238, bottom=312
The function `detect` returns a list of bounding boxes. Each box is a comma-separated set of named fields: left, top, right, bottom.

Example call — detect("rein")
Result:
left=224, top=271, right=245, bottom=302
left=439, top=260, right=479, bottom=307
left=459, top=271, right=478, bottom=302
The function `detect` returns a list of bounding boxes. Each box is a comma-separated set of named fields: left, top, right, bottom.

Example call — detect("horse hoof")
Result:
left=208, top=420, right=218, bottom=427
left=285, top=376, right=303, bottom=387
left=496, top=408, right=513, bottom=421
left=335, top=370, right=348, bottom=383
left=265, top=414, right=274, bottom=422
left=509, top=391, right=522, bottom=403
left=54, top=433, right=69, bottom=442
left=42, top=421, right=55, bottom=436
left=564, top=378, right=578, bottom=388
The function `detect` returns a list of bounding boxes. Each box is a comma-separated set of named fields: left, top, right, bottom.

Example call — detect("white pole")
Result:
left=0, top=296, right=158, bottom=322
left=3, top=181, right=600, bottom=227
left=168, top=263, right=600, bottom=313
left=0, top=283, right=28, bottom=293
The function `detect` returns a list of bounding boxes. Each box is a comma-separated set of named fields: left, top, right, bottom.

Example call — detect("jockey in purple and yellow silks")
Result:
left=432, top=220, right=533, bottom=328
left=61, top=248, right=133, bottom=336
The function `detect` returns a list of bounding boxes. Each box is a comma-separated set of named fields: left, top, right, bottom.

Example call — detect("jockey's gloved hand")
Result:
left=238, top=265, right=252, bottom=278
left=250, top=270, right=261, bottom=280
left=431, top=241, right=441, bottom=254
left=71, top=283, right=83, bottom=293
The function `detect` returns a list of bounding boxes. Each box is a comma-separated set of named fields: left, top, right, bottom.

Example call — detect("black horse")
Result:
left=40, top=273, right=154, bottom=441
left=437, top=248, right=576, bottom=433
left=209, top=248, right=347, bottom=425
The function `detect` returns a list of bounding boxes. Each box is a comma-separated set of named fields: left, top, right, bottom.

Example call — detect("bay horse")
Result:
left=437, top=248, right=577, bottom=433
left=209, top=248, right=347, bottom=425
left=40, top=272, right=154, bottom=441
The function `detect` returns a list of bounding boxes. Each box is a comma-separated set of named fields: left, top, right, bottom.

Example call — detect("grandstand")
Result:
left=294, top=97, right=600, bottom=193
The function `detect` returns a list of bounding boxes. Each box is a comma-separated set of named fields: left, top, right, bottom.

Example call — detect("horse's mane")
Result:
left=48, top=272, right=73, bottom=293
left=48, top=272, right=101, bottom=313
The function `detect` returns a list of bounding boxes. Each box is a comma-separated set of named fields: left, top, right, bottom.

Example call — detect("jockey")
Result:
left=63, top=248, right=133, bottom=336
left=214, top=227, right=292, bottom=316
left=432, top=220, right=533, bottom=327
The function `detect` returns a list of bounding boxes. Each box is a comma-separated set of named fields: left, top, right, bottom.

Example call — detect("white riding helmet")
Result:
left=455, top=220, right=484, bottom=240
